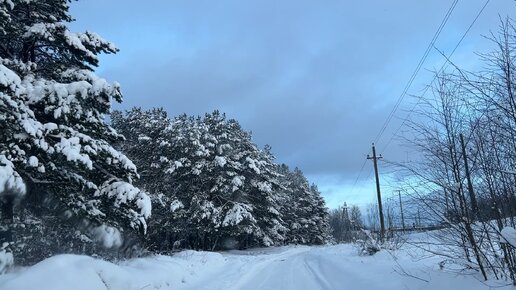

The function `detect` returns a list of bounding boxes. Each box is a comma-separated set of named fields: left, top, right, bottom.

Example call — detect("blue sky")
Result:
left=69, top=0, right=515, bottom=208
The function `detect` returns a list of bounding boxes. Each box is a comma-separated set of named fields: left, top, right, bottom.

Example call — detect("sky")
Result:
left=69, top=0, right=515, bottom=209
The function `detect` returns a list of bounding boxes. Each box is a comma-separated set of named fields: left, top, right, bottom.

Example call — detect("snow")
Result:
left=222, top=203, right=255, bottom=226
left=27, top=156, right=38, bottom=167
left=20, top=118, right=42, bottom=137
left=63, top=30, right=97, bottom=59
left=91, top=225, right=122, bottom=249
left=0, top=240, right=510, bottom=290
left=170, top=200, right=184, bottom=212
left=166, top=161, right=183, bottom=174
left=43, top=122, right=58, bottom=131
left=214, top=156, right=226, bottom=167
left=256, top=181, right=272, bottom=193
left=0, top=249, right=13, bottom=274
left=1, top=0, right=14, bottom=10
left=95, top=181, right=152, bottom=227
left=0, top=64, right=21, bottom=89
left=231, top=176, right=243, bottom=188
left=24, top=23, right=60, bottom=40
left=136, top=194, right=152, bottom=219
left=500, top=226, right=516, bottom=248
left=54, top=136, right=93, bottom=169
left=0, top=155, right=26, bottom=197
left=246, top=157, right=261, bottom=174
left=137, top=135, right=151, bottom=141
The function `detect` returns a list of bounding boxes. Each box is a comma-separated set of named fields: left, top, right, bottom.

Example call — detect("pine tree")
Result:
left=0, top=0, right=150, bottom=266
left=112, top=108, right=182, bottom=252
left=168, top=111, right=287, bottom=249
left=111, top=108, right=172, bottom=196
left=277, top=165, right=330, bottom=244
left=113, top=109, right=290, bottom=250
left=113, top=108, right=332, bottom=251
left=308, top=184, right=331, bottom=244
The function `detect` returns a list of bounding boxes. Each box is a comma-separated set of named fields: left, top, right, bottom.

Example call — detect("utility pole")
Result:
left=397, top=190, right=405, bottom=231
left=367, top=143, right=385, bottom=241
left=459, top=133, right=479, bottom=219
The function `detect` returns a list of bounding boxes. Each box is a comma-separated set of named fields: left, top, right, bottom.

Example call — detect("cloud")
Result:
left=69, top=0, right=516, bottom=205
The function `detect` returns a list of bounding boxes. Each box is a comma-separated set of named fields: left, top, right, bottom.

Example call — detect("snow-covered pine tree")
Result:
left=113, top=109, right=288, bottom=250
left=164, top=113, right=217, bottom=250
left=111, top=108, right=173, bottom=197
left=277, top=165, right=330, bottom=244
left=308, top=183, right=331, bottom=243
left=112, top=110, right=214, bottom=251
left=111, top=108, right=181, bottom=252
left=250, top=144, right=288, bottom=247
left=169, top=111, right=287, bottom=250
left=0, top=0, right=150, bottom=266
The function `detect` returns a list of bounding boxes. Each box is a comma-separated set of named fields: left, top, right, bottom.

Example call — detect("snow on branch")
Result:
left=0, top=155, right=26, bottom=197
left=95, top=180, right=152, bottom=232
left=222, top=203, right=255, bottom=227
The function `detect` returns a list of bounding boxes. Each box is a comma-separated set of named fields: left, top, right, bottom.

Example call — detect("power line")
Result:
left=373, top=0, right=459, bottom=145
left=348, top=0, right=459, bottom=197
left=380, top=0, right=491, bottom=153
left=366, top=167, right=374, bottom=180
left=351, top=158, right=368, bottom=191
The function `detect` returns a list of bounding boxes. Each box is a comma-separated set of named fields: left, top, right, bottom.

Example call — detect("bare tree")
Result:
left=393, top=18, right=516, bottom=284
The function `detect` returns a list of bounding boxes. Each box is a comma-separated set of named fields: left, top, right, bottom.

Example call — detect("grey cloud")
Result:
left=69, top=0, right=516, bottom=206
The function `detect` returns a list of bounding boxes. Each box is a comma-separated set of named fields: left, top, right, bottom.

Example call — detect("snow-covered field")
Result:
left=0, top=235, right=512, bottom=290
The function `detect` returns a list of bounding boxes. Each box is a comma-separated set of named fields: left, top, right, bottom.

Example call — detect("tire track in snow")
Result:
left=183, top=246, right=312, bottom=290
left=302, top=254, right=333, bottom=290
left=226, top=246, right=313, bottom=290
left=225, top=246, right=344, bottom=290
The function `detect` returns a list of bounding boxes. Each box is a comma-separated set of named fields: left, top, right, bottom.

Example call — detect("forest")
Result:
left=1, top=0, right=516, bottom=288
left=0, top=0, right=330, bottom=270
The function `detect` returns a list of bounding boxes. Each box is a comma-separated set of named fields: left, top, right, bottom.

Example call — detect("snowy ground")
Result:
left=0, top=236, right=512, bottom=290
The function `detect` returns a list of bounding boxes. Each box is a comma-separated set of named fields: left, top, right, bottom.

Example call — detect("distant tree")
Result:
left=366, top=203, right=379, bottom=232
left=329, top=203, right=364, bottom=243
left=349, top=205, right=363, bottom=230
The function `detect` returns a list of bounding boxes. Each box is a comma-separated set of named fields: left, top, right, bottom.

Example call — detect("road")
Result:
left=186, top=245, right=450, bottom=290
left=0, top=242, right=506, bottom=290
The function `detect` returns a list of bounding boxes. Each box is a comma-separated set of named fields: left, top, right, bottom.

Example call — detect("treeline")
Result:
left=397, top=18, right=516, bottom=283
left=0, top=0, right=329, bottom=271
left=111, top=108, right=330, bottom=252
left=328, top=203, right=363, bottom=243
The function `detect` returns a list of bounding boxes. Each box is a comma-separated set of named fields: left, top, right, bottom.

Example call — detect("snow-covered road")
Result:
left=222, top=247, right=355, bottom=290
left=0, top=243, right=511, bottom=290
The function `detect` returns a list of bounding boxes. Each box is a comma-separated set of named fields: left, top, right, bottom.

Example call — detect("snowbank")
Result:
left=500, top=226, right=516, bottom=248
left=0, top=251, right=226, bottom=290
left=0, top=243, right=512, bottom=290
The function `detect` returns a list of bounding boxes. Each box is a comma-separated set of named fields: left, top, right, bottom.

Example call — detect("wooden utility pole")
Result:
left=397, top=190, right=405, bottom=230
left=459, top=133, right=479, bottom=219
left=367, top=143, right=385, bottom=241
